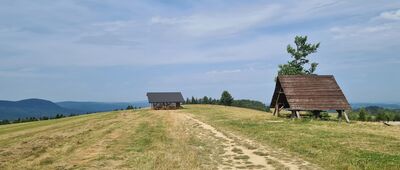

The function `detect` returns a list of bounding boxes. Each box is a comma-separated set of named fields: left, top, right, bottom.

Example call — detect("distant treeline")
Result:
left=184, top=91, right=270, bottom=112
left=0, top=113, right=78, bottom=125
left=0, top=105, right=141, bottom=126
left=348, top=106, right=400, bottom=121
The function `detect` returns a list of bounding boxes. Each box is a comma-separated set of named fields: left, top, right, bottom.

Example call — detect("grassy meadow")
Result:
left=183, top=105, right=400, bottom=170
left=0, top=109, right=217, bottom=170
left=0, top=104, right=399, bottom=169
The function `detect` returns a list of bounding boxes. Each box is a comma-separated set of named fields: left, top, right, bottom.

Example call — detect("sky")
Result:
left=0, top=0, right=399, bottom=103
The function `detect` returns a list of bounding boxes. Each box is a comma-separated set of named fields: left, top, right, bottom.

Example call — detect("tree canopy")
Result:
left=220, top=91, right=234, bottom=106
left=278, top=36, right=320, bottom=75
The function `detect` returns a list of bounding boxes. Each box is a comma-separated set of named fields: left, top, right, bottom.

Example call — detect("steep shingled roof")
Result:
left=270, top=75, right=351, bottom=111
left=147, top=92, right=185, bottom=103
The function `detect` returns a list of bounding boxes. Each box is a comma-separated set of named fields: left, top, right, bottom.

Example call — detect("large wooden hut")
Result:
left=270, top=75, right=351, bottom=122
left=147, top=92, right=185, bottom=110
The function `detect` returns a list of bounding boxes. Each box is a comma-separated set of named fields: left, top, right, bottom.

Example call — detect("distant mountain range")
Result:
left=57, top=101, right=149, bottom=113
left=350, top=103, right=400, bottom=109
left=1, top=98, right=398, bottom=120
left=0, top=99, right=149, bottom=120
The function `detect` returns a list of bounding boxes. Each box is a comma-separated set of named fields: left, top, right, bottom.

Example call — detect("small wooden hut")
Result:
left=270, top=75, right=351, bottom=122
left=147, top=92, right=185, bottom=110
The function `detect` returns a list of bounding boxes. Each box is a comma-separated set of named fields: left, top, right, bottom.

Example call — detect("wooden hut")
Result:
left=147, top=92, right=185, bottom=110
left=270, top=75, right=351, bottom=122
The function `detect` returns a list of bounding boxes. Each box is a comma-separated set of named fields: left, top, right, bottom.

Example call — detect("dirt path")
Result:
left=180, top=112, right=319, bottom=170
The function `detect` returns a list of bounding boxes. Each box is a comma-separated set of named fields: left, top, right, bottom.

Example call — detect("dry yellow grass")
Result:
left=1, top=105, right=399, bottom=169
left=0, top=109, right=214, bottom=169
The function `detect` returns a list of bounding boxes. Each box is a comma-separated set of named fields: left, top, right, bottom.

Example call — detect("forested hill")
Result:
left=57, top=101, right=148, bottom=113
left=0, top=99, right=149, bottom=120
left=0, top=99, right=74, bottom=120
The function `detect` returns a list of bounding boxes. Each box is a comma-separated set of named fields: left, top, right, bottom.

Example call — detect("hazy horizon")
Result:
left=1, top=1, right=399, bottom=103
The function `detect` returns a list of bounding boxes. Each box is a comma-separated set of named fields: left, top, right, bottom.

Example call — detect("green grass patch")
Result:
left=129, top=121, right=169, bottom=152
left=184, top=105, right=400, bottom=170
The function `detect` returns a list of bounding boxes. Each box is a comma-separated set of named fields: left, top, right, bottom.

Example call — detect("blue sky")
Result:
left=0, top=0, right=399, bottom=103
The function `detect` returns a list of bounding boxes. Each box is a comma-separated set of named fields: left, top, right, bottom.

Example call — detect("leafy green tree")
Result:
left=358, top=108, right=367, bottom=121
left=376, top=113, right=385, bottom=121
left=394, top=113, right=400, bottom=121
left=278, top=36, right=320, bottom=75
left=376, top=112, right=395, bottom=121
left=384, top=112, right=395, bottom=121
left=347, top=112, right=359, bottom=120
left=220, top=91, right=234, bottom=106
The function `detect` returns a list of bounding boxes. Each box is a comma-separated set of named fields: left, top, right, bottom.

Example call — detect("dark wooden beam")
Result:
left=337, top=110, right=350, bottom=123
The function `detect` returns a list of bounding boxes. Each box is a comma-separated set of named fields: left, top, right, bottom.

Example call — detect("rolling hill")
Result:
left=351, top=102, right=400, bottom=109
left=0, top=99, right=75, bottom=120
left=0, top=105, right=399, bottom=169
left=0, top=99, right=149, bottom=120
left=57, top=101, right=149, bottom=113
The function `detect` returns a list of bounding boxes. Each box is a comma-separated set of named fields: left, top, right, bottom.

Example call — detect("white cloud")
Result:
left=379, top=9, right=400, bottom=20
left=330, top=24, right=396, bottom=39
left=149, top=5, right=281, bottom=36
left=206, top=69, right=242, bottom=75
left=1, top=0, right=400, bottom=69
left=150, top=16, right=188, bottom=25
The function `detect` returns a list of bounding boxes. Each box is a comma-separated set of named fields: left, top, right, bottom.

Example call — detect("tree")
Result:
left=203, top=96, right=209, bottom=104
left=191, top=96, right=197, bottom=104
left=0, top=120, right=10, bottom=125
left=376, top=112, right=395, bottom=121
left=220, top=91, right=233, bottom=106
left=394, top=113, right=400, bottom=121
left=186, top=98, right=190, bottom=104
left=208, top=97, right=213, bottom=104
left=376, top=112, right=386, bottom=121
left=278, top=36, right=320, bottom=75
left=358, top=108, right=367, bottom=121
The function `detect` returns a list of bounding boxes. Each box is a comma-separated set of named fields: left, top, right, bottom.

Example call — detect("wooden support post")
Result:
left=343, top=111, right=350, bottom=123
left=274, top=90, right=282, bottom=117
left=313, top=111, right=321, bottom=119
left=296, top=111, right=301, bottom=119
left=337, top=110, right=342, bottom=122
left=277, top=105, right=281, bottom=117
left=291, top=111, right=296, bottom=118
left=337, top=110, right=349, bottom=123
left=337, top=110, right=350, bottom=123
left=290, top=111, right=301, bottom=119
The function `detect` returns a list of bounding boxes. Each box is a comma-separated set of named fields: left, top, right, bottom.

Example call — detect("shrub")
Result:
left=320, top=112, right=331, bottom=120
left=358, top=108, right=367, bottom=121
left=347, top=112, right=359, bottom=120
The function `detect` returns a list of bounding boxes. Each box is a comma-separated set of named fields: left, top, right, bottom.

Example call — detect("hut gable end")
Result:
left=270, top=75, right=351, bottom=111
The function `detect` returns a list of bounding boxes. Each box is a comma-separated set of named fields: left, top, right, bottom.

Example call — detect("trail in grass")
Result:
left=181, top=112, right=319, bottom=170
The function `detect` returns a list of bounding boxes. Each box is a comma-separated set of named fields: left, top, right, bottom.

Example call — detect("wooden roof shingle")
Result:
left=270, top=75, right=351, bottom=111
left=147, top=92, right=185, bottom=103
